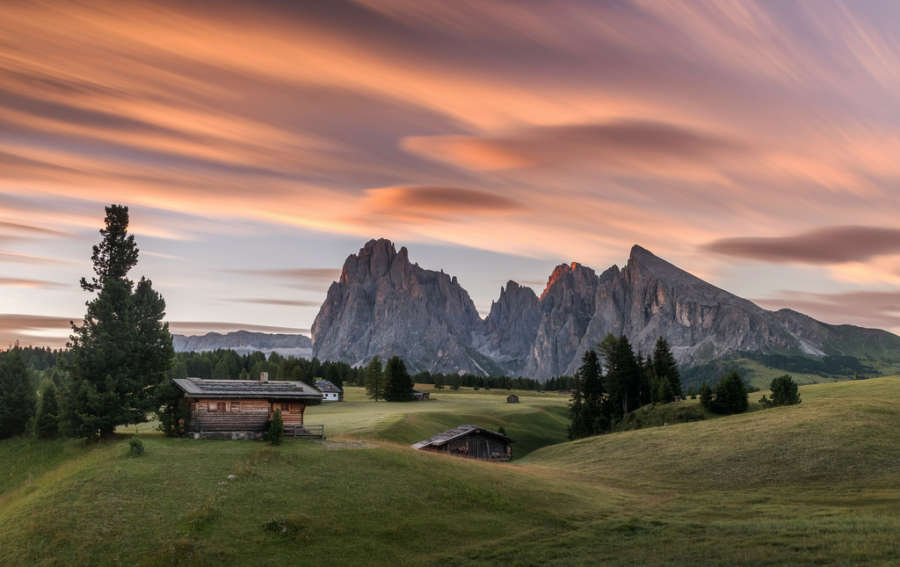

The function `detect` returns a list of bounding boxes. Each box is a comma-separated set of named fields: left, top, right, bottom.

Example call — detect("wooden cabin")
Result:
left=412, top=425, right=512, bottom=461
left=173, top=375, right=323, bottom=439
left=315, top=379, right=343, bottom=402
left=507, top=394, right=519, bottom=404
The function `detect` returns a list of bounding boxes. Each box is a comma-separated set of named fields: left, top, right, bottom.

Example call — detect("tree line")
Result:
left=568, top=334, right=683, bottom=439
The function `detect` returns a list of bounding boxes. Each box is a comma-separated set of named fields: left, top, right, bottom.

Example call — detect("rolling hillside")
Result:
left=2, top=379, right=899, bottom=565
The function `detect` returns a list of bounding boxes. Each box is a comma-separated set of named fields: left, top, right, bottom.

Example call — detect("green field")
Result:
left=2, top=379, right=900, bottom=565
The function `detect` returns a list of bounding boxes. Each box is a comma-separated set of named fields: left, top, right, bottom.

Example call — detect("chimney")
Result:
left=260, top=372, right=269, bottom=383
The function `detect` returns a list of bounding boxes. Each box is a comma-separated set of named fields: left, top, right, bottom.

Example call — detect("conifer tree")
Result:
left=383, top=356, right=414, bottom=401
left=64, top=205, right=173, bottom=439
left=0, top=347, right=35, bottom=438
left=600, top=334, right=641, bottom=420
left=34, top=381, right=60, bottom=439
left=364, top=356, right=384, bottom=401
left=652, top=337, right=682, bottom=400
left=711, top=372, right=748, bottom=414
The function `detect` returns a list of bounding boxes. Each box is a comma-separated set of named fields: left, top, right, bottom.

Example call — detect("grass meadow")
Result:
left=2, top=378, right=899, bottom=565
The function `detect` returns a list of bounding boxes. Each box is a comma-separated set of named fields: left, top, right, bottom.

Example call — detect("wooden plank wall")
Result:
left=190, top=399, right=307, bottom=431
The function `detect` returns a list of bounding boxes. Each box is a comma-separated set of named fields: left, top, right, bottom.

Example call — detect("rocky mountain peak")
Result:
left=312, top=238, right=484, bottom=373
left=312, top=239, right=900, bottom=381
left=540, top=261, right=596, bottom=300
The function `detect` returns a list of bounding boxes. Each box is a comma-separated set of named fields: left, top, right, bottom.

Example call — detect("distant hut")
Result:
left=413, top=389, right=430, bottom=401
left=412, top=425, right=512, bottom=461
left=174, top=374, right=323, bottom=439
left=315, top=379, right=343, bottom=402
left=507, top=394, right=519, bottom=404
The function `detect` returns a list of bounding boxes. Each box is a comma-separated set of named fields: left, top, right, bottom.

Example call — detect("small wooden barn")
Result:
left=507, top=394, right=519, bottom=403
left=412, top=425, right=512, bottom=461
left=174, top=375, right=323, bottom=439
left=315, top=379, right=343, bottom=402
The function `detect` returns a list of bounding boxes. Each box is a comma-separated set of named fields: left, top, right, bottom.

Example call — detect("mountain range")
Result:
left=310, top=239, right=900, bottom=383
left=172, top=331, right=312, bottom=358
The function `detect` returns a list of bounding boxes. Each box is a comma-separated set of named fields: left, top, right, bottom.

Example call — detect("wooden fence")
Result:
left=285, top=424, right=326, bottom=440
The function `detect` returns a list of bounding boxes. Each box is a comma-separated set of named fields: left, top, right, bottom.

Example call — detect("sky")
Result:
left=2, top=0, right=900, bottom=347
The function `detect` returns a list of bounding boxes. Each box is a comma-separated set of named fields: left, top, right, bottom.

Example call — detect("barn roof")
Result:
left=411, top=424, right=512, bottom=450
left=315, top=380, right=343, bottom=393
left=173, top=377, right=323, bottom=400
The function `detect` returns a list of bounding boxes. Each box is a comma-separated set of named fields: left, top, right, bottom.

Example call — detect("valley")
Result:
left=2, top=377, right=899, bottom=566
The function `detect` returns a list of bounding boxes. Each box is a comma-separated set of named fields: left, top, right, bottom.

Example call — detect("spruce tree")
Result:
left=383, top=356, right=414, bottom=401
left=652, top=337, right=682, bottom=400
left=34, top=381, right=60, bottom=439
left=364, top=356, right=384, bottom=401
left=568, top=378, right=588, bottom=440
left=712, top=372, right=749, bottom=414
left=699, top=383, right=713, bottom=409
left=0, top=347, right=35, bottom=438
left=601, top=335, right=641, bottom=419
left=65, top=205, right=173, bottom=439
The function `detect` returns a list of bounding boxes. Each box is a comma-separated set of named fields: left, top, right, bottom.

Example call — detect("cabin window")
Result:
left=209, top=401, right=226, bottom=412
left=230, top=401, right=241, bottom=413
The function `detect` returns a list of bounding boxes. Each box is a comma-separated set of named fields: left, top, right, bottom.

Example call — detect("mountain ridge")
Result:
left=306, top=239, right=900, bottom=380
left=173, top=331, right=312, bottom=357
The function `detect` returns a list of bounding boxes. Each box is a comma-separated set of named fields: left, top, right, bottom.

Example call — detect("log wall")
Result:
left=189, top=399, right=307, bottom=432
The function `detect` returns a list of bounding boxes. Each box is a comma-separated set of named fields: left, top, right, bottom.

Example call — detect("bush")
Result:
left=710, top=372, right=748, bottom=414
left=269, top=409, right=284, bottom=445
left=770, top=374, right=801, bottom=406
left=129, top=437, right=145, bottom=457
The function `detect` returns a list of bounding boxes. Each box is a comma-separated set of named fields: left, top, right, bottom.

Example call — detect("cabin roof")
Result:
left=411, top=424, right=512, bottom=450
left=315, top=380, right=342, bottom=393
left=174, top=377, right=323, bottom=400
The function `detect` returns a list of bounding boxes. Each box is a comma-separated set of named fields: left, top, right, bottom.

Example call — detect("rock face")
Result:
left=311, top=239, right=485, bottom=373
left=173, top=331, right=312, bottom=357
left=311, top=240, right=900, bottom=379
left=480, top=281, right=541, bottom=370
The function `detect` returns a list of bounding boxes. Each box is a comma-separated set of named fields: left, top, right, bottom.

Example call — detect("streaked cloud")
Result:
left=0, top=277, right=66, bottom=288
left=228, top=298, right=321, bottom=308
left=403, top=121, right=748, bottom=172
left=0, top=251, right=69, bottom=264
left=757, top=290, right=900, bottom=332
left=704, top=226, right=900, bottom=264
left=225, top=268, right=341, bottom=292
left=1, top=1, right=900, bottom=338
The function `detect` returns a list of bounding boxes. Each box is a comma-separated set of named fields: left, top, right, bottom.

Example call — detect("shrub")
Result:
left=269, top=409, right=284, bottom=445
left=769, top=374, right=801, bottom=406
left=129, top=437, right=145, bottom=457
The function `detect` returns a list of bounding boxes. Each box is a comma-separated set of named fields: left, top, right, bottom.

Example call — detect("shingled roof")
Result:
left=315, top=380, right=342, bottom=393
left=411, top=424, right=512, bottom=450
left=173, top=377, right=323, bottom=401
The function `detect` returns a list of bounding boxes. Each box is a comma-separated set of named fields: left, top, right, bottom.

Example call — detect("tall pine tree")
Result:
left=64, top=205, right=173, bottom=439
left=364, top=356, right=384, bottom=401
left=383, top=356, right=414, bottom=401
left=652, top=337, right=682, bottom=400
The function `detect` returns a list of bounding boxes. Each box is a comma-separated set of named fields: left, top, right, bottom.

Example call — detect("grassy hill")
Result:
left=2, top=378, right=900, bottom=565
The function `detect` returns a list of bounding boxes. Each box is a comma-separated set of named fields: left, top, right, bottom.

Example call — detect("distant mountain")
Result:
left=311, top=239, right=900, bottom=381
left=172, top=331, right=312, bottom=357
